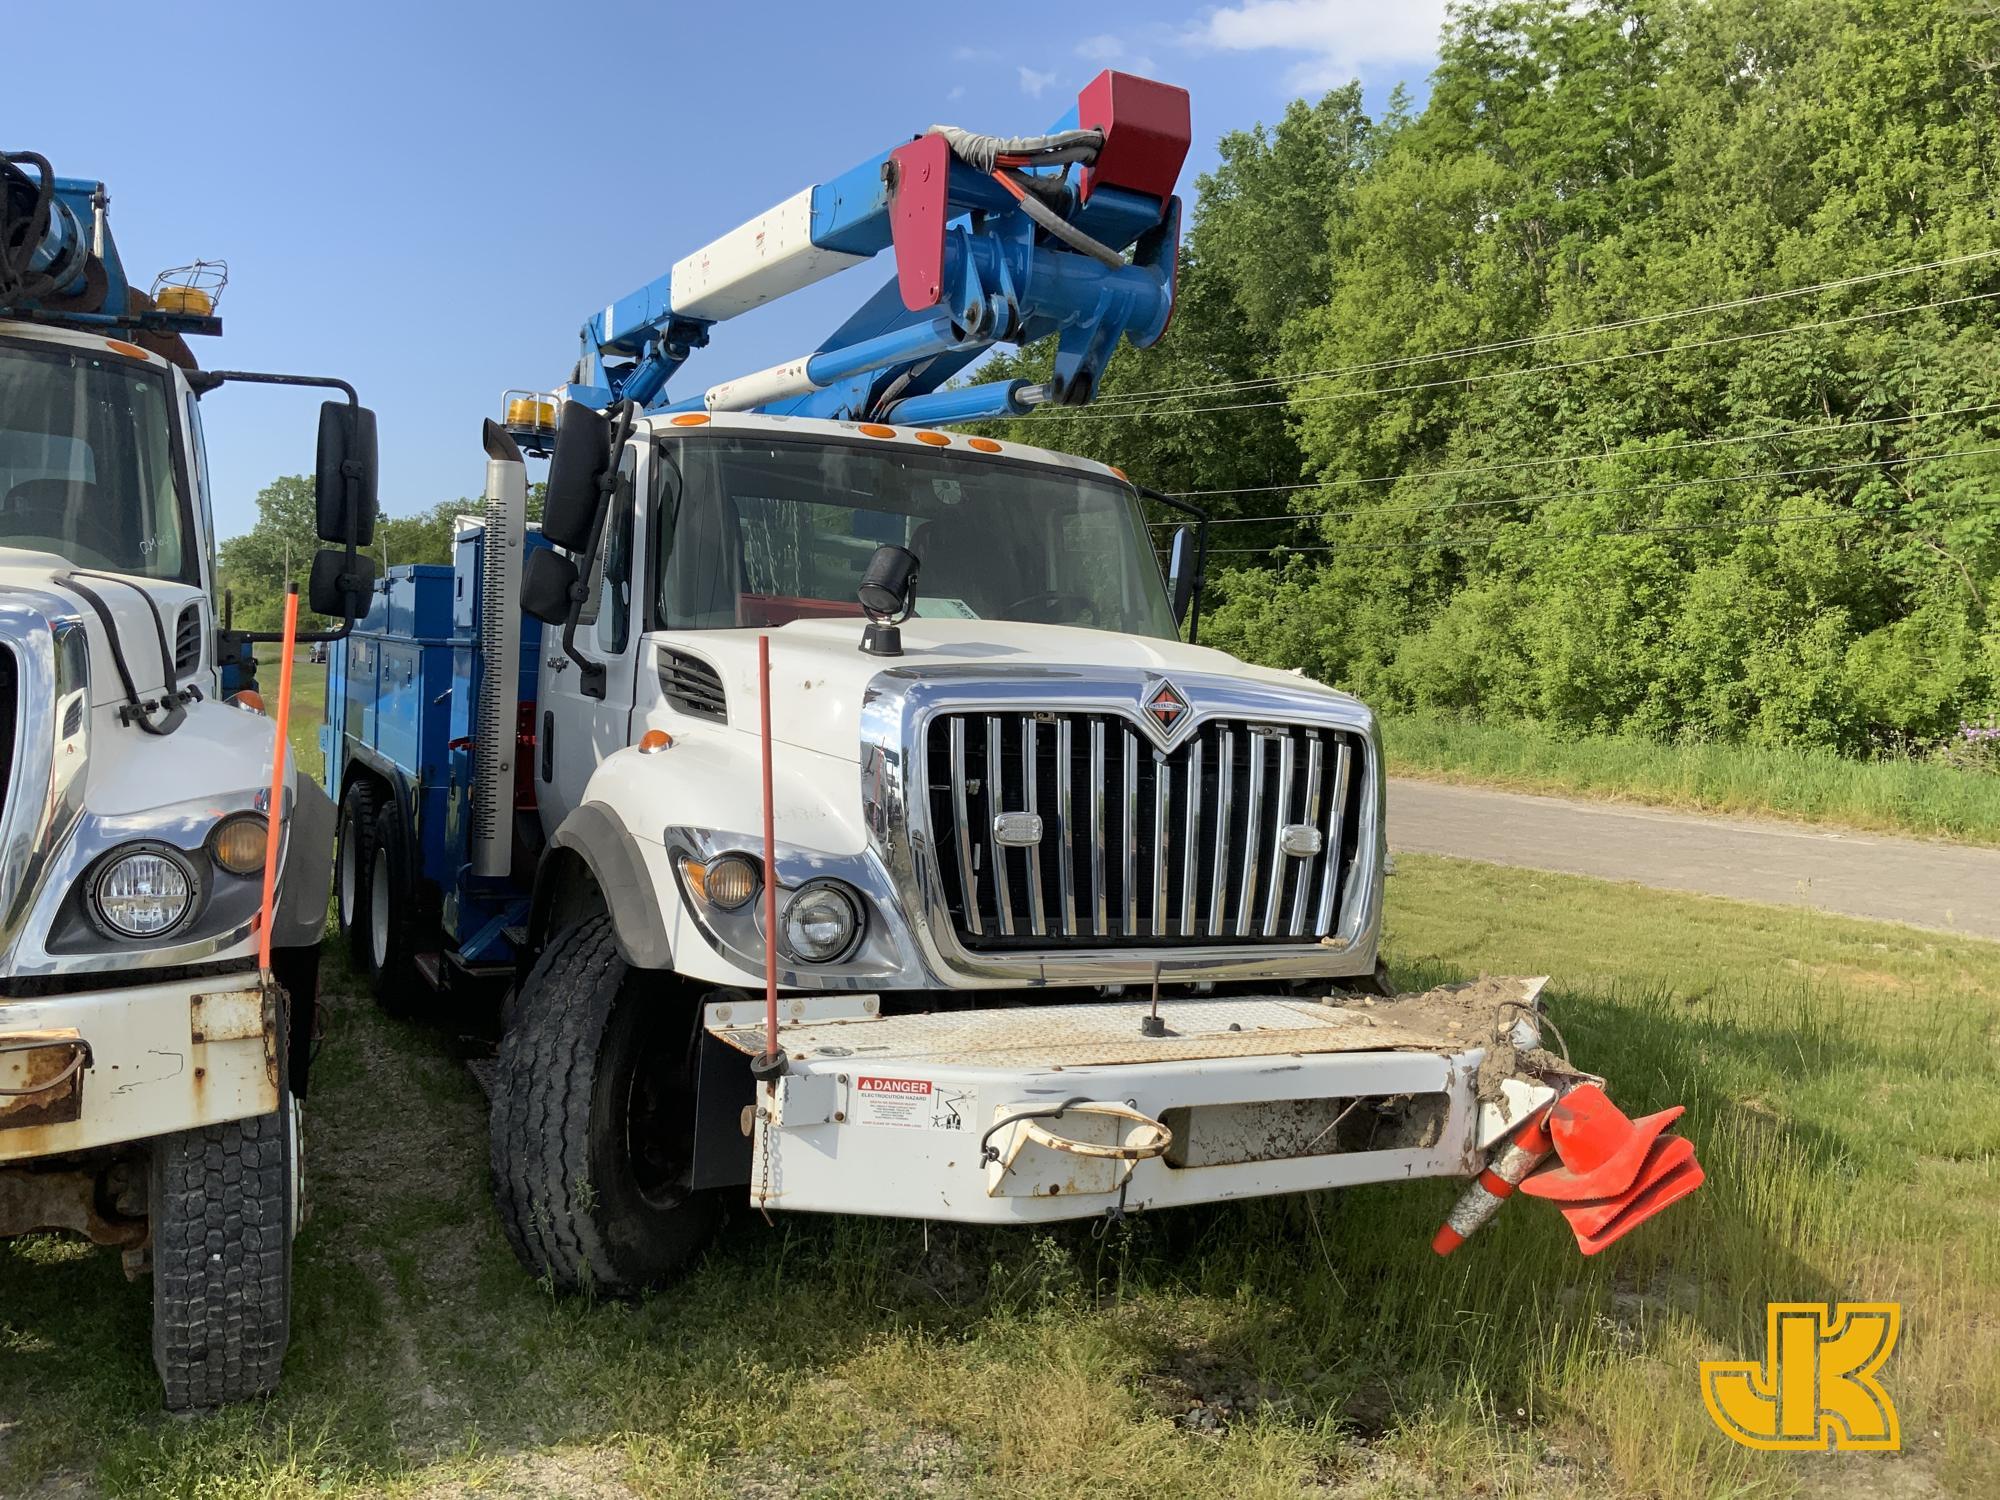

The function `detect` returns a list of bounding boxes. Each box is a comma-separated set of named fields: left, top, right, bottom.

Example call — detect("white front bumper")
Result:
left=718, top=984, right=1562, bottom=1226
left=0, top=972, right=278, bottom=1163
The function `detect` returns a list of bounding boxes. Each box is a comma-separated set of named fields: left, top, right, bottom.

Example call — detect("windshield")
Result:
left=0, top=340, right=192, bottom=581
left=654, top=435, right=1177, bottom=638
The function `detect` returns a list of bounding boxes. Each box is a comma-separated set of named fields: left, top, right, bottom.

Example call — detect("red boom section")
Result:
left=1077, top=71, right=1192, bottom=206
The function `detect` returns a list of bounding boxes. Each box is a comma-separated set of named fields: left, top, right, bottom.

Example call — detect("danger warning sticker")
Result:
left=852, top=1076, right=970, bottom=1132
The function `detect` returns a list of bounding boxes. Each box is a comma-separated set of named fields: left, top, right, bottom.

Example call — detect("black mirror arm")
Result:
left=203, top=369, right=370, bottom=645
left=1138, top=484, right=1210, bottom=644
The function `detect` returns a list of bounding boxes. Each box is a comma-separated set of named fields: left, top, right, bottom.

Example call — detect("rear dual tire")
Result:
left=336, top=779, right=421, bottom=1007
left=335, top=780, right=377, bottom=967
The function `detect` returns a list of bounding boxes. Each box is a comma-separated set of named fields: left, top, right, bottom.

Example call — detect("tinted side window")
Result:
left=590, top=449, right=637, bottom=653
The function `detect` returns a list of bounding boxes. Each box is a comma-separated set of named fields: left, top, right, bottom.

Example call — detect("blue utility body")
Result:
left=319, top=525, right=551, bottom=966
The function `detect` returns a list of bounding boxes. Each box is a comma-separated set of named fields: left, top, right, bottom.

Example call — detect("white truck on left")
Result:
left=0, top=151, right=378, bottom=1408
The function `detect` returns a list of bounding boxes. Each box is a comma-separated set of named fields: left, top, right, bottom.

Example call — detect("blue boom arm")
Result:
left=547, top=70, right=1190, bottom=432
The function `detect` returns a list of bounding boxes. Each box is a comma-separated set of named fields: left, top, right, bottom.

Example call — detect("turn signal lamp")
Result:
left=229, top=690, right=267, bottom=715
left=637, top=729, right=673, bottom=754
left=681, top=854, right=758, bottom=910
left=209, top=813, right=270, bottom=876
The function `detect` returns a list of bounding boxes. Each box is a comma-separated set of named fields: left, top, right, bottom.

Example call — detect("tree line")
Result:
left=979, top=0, right=2000, bottom=755
left=217, top=0, right=1999, bottom=755
left=217, top=475, right=540, bottom=632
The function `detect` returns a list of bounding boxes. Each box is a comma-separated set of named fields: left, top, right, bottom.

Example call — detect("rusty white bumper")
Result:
left=713, top=979, right=1569, bottom=1225
left=0, top=972, right=278, bottom=1164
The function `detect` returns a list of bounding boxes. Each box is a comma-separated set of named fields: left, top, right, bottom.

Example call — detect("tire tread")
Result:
left=490, top=915, right=677, bottom=1293
left=151, top=1103, right=292, bottom=1410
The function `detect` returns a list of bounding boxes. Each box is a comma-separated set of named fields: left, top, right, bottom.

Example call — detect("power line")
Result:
left=1143, top=398, right=2000, bottom=503
left=1143, top=442, right=2000, bottom=530
left=1026, top=288, right=2000, bottom=425
left=1195, top=497, right=2000, bottom=559
left=1089, top=247, right=2000, bottom=408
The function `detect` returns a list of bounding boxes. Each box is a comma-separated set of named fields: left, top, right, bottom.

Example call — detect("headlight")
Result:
left=782, top=881, right=861, bottom=963
left=681, top=853, right=758, bottom=910
left=208, top=813, right=269, bottom=876
left=91, top=845, right=197, bottom=939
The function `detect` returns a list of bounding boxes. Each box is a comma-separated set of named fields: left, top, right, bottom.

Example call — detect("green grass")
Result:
left=4, top=861, right=1996, bottom=1498
left=280, top=646, right=328, bottom=784
left=1383, top=709, right=2000, bottom=845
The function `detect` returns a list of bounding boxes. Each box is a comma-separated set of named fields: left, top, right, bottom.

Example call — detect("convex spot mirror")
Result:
left=308, top=548, right=377, bottom=620
left=541, top=400, right=613, bottom=551
left=314, top=401, right=379, bottom=547
left=521, top=547, right=579, bottom=625
left=1166, top=525, right=1197, bottom=627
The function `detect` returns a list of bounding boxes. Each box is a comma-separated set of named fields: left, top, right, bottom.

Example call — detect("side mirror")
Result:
left=307, top=547, right=378, bottom=620
left=521, top=547, right=579, bottom=625
left=314, top=402, right=379, bottom=546
left=540, top=400, right=612, bottom=550
left=1166, top=525, right=1198, bottom=627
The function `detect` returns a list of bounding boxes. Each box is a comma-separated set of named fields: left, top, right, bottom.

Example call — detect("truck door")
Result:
left=537, top=442, right=644, bottom=832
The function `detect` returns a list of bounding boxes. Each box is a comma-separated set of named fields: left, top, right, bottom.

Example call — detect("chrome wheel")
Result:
left=369, top=845, right=390, bottom=972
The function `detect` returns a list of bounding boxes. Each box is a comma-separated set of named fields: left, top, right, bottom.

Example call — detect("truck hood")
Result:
left=662, top=617, right=1360, bottom=762
left=0, top=552, right=203, bottom=709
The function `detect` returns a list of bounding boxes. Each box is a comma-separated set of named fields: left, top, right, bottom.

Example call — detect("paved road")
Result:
left=1386, top=778, right=2000, bottom=942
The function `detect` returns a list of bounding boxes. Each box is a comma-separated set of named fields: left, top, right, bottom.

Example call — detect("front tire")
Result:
left=490, top=915, right=717, bottom=1293
left=150, top=1080, right=297, bottom=1410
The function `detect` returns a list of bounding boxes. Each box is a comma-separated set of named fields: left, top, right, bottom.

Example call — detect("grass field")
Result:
left=282, top=647, right=328, bottom=784
left=1383, top=711, right=2000, bottom=846
left=3, top=855, right=1995, bottom=1499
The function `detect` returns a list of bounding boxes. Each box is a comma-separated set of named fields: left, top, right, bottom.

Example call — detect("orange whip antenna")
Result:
left=255, top=584, right=299, bottom=977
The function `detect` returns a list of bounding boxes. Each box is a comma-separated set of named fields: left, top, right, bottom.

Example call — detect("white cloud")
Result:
left=1188, top=0, right=1447, bottom=91
left=1018, top=65, right=1059, bottom=97
left=1075, top=32, right=1155, bottom=74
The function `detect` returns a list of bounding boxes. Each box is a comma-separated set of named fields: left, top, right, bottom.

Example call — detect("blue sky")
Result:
left=11, top=0, right=1444, bottom=541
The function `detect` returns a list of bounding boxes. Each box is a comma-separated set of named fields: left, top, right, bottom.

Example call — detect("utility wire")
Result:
left=1143, top=398, right=2000, bottom=503
left=1087, top=246, right=2000, bottom=408
left=1194, top=497, right=2000, bottom=558
left=1023, top=288, right=2000, bottom=425
left=1143, top=442, right=2000, bottom=530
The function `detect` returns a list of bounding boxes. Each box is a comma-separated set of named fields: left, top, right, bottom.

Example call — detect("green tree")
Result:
left=215, top=474, right=321, bottom=632
left=1188, top=0, right=2000, bottom=753
left=218, top=480, right=544, bottom=631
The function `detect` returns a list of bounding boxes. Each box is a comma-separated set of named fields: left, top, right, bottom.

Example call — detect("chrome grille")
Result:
left=925, top=711, right=1364, bottom=949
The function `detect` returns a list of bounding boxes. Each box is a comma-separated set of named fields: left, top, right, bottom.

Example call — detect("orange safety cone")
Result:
left=1517, top=1083, right=1704, bottom=1255
left=1431, top=1106, right=1556, bottom=1255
